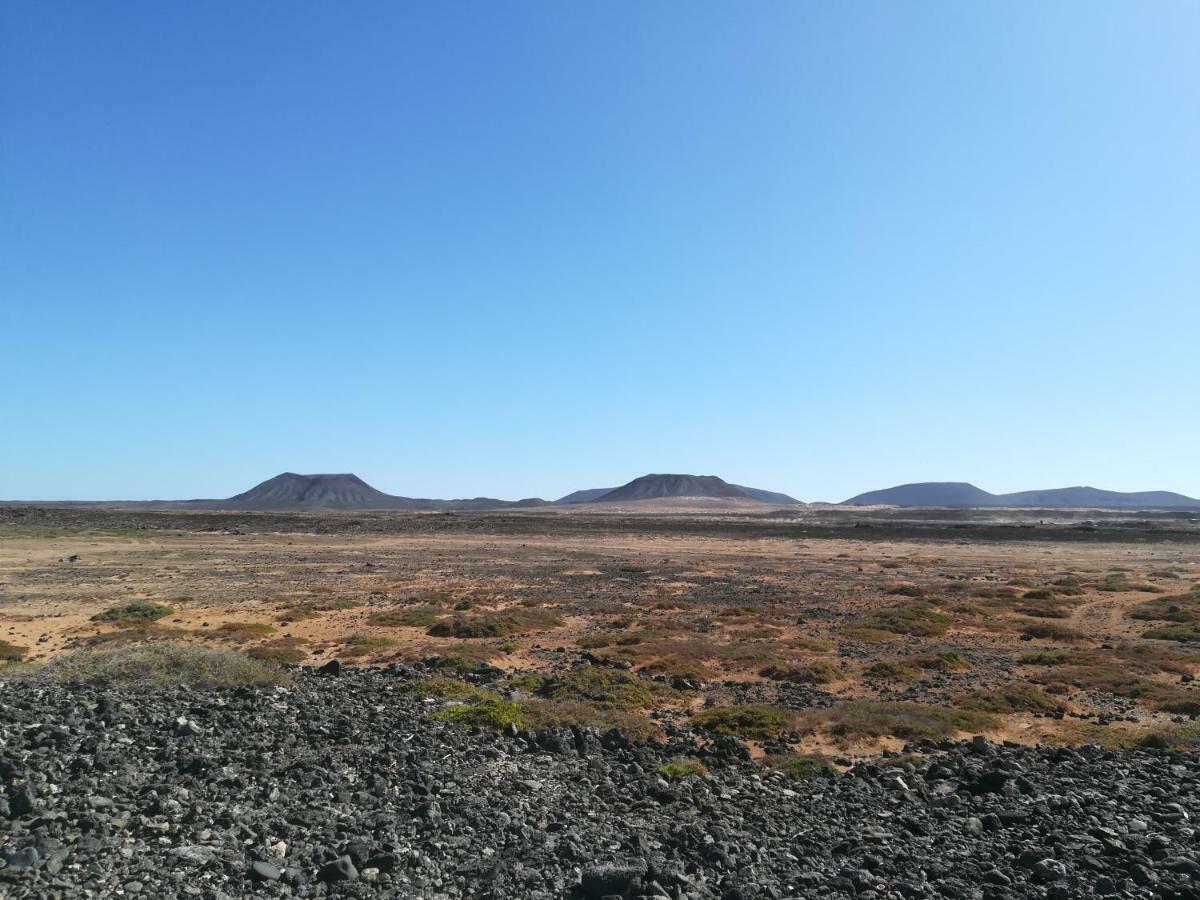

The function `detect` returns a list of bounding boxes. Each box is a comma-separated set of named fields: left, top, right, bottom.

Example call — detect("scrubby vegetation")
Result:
left=658, top=758, right=708, bottom=780
left=694, top=705, right=794, bottom=739
left=760, top=661, right=840, bottom=684
left=92, top=601, right=174, bottom=625
left=426, top=608, right=563, bottom=638
left=368, top=607, right=443, bottom=628
left=0, top=640, right=28, bottom=662
left=864, top=660, right=921, bottom=681
left=340, top=633, right=399, bottom=657
left=765, top=754, right=836, bottom=781
left=800, top=701, right=996, bottom=742
left=48, top=644, right=289, bottom=688
left=859, top=602, right=951, bottom=637
left=247, top=636, right=310, bottom=664
left=213, top=621, right=276, bottom=641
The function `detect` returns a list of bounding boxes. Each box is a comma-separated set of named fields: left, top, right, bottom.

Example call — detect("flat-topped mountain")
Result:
left=843, top=481, right=1200, bottom=509
left=222, top=473, right=403, bottom=510
left=557, top=474, right=801, bottom=505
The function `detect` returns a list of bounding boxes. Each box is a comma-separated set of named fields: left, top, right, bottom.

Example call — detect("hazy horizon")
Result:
left=4, top=2, right=1198, bottom=502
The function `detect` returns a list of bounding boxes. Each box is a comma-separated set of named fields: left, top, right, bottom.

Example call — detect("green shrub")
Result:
left=0, top=640, right=28, bottom=662
left=862, top=603, right=951, bottom=637
left=213, top=621, right=276, bottom=641
left=1143, top=624, right=1200, bottom=643
left=658, top=758, right=708, bottom=780
left=1021, top=621, right=1085, bottom=642
left=801, top=701, right=996, bottom=742
left=92, top=601, right=174, bottom=625
left=765, top=754, right=836, bottom=780
left=529, top=666, right=670, bottom=709
left=369, top=607, right=443, bottom=628
left=960, top=684, right=1061, bottom=714
left=247, top=636, right=309, bottom=664
left=840, top=626, right=900, bottom=643
left=760, top=661, right=840, bottom=684
left=912, top=651, right=972, bottom=672
left=426, top=608, right=563, bottom=638
left=864, top=660, right=921, bottom=681
left=693, top=705, right=794, bottom=739
left=340, top=633, right=399, bottom=657
left=50, top=643, right=288, bottom=688
left=434, top=697, right=526, bottom=729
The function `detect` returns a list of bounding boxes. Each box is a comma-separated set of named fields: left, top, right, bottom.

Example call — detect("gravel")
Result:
left=2, top=666, right=1200, bottom=898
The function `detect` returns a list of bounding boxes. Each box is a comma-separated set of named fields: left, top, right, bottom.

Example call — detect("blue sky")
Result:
left=3, top=2, right=1198, bottom=502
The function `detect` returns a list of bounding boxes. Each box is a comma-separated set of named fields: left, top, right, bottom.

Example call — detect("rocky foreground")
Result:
left=2, top=668, right=1199, bottom=899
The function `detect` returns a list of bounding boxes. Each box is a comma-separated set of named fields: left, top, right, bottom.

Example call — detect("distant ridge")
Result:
left=843, top=482, right=1200, bottom=509
left=558, top=474, right=801, bottom=505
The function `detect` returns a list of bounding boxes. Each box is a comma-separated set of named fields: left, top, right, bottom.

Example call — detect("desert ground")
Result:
left=6, top=505, right=1200, bottom=898
left=4, top=504, right=1200, bottom=756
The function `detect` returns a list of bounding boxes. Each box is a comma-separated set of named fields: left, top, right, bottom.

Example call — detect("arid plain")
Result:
left=5, top=504, right=1200, bottom=757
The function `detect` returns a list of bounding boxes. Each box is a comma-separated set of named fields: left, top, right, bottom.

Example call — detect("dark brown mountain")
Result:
left=842, top=482, right=1200, bottom=509
left=564, top=474, right=800, bottom=504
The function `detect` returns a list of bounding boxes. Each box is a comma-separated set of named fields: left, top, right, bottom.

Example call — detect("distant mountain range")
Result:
left=7, top=473, right=1197, bottom=511
left=558, top=474, right=801, bottom=505
left=842, top=482, right=1200, bottom=509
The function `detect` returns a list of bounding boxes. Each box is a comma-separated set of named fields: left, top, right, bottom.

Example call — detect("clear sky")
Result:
left=3, top=2, right=1198, bottom=502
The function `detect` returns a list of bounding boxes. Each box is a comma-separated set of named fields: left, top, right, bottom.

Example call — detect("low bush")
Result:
left=800, top=701, right=996, bottom=742
left=658, top=758, right=708, bottom=780
left=764, top=754, right=836, bottom=781
left=1143, top=624, right=1200, bottom=643
left=912, top=651, right=972, bottom=672
left=434, top=697, right=526, bottom=729
left=247, top=636, right=309, bottom=664
left=840, top=626, right=900, bottom=643
left=50, top=643, right=289, bottom=688
left=693, top=705, right=794, bottom=739
left=638, top=656, right=713, bottom=681
left=426, top=608, right=563, bottom=639
left=340, top=633, right=399, bottom=657
left=0, top=640, right=28, bottom=662
left=760, top=661, right=840, bottom=684
left=959, top=684, right=1061, bottom=714
left=213, top=621, right=276, bottom=641
left=1021, top=621, right=1085, bottom=642
left=92, top=601, right=174, bottom=625
left=864, top=660, right=920, bottom=681
left=368, top=607, right=443, bottom=628
left=861, top=603, right=951, bottom=637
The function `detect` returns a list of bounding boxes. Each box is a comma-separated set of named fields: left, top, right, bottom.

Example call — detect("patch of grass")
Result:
left=959, top=683, right=1061, bottom=714
left=92, top=601, right=174, bottom=625
left=693, top=705, right=795, bottom=739
left=912, top=651, right=972, bottom=672
left=1098, top=576, right=1164, bottom=594
left=785, top=635, right=837, bottom=653
left=213, top=621, right=276, bottom=642
left=638, top=656, right=713, bottom=681
left=50, top=643, right=289, bottom=688
left=1021, top=621, right=1085, bottom=642
left=658, top=758, right=708, bottom=780
left=519, top=700, right=660, bottom=741
left=426, top=608, right=563, bottom=639
left=840, top=625, right=900, bottom=643
left=765, top=754, right=836, bottom=781
left=401, top=676, right=500, bottom=701
left=1130, top=594, right=1200, bottom=624
left=1017, top=649, right=1078, bottom=666
left=279, top=598, right=363, bottom=622
left=1143, top=624, right=1200, bottom=643
left=886, top=585, right=926, bottom=598
left=368, top=607, right=443, bottom=628
left=528, top=666, right=673, bottom=709
left=434, top=697, right=526, bottom=729
left=800, top=701, right=996, bottom=742
left=1140, top=722, right=1200, bottom=751
left=0, top=640, right=28, bottom=662
left=861, top=603, right=951, bottom=637
left=247, top=636, right=309, bottom=664
left=864, top=660, right=921, bottom=681
left=760, top=661, right=840, bottom=684
left=340, top=633, right=399, bottom=658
